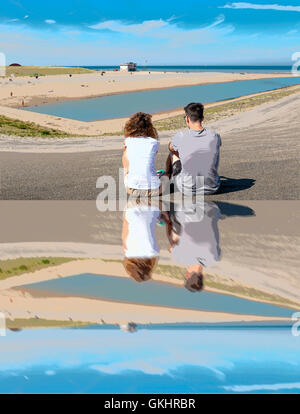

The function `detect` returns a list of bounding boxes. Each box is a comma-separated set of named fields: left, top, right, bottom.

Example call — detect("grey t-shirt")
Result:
left=171, top=201, right=221, bottom=267
left=171, top=128, right=221, bottom=195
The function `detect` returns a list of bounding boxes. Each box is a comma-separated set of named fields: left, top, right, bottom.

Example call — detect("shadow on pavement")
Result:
left=216, top=176, right=256, bottom=195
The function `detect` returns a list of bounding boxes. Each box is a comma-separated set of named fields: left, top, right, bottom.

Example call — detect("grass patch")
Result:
left=101, top=258, right=299, bottom=308
left=2, top=66, right=95, bottom=78
left=0, top=115, right=74, bottom=137
left=6, top=318, right=93, bottom=330
left=0, top=257, right=77, bottom=280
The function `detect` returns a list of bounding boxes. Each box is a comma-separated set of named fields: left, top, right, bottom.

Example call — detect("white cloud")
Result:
left=89, top=19, right=168, bottom=34
left=221, top=2, right=300, bottom=12
left=45, top=370, right=56, bottom=376
left=88, top=16, right=234, bottom=46
left=224, top=381, right=300, bottom=392
left=24, top=15, right=29, bottom=19
left=287, top=29, right=298, bottom=35
left=45, top=19, right=56, bottom=25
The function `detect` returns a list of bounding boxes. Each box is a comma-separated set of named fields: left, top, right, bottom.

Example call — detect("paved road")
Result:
left=0, top=93, right=299, bottom=200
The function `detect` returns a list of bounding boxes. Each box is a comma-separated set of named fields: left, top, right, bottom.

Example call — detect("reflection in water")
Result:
left=0, top=200, right=299, bottom=394
left=122, top=200, right=255, bottom=292
left=122, top=203, right=160, bottom=282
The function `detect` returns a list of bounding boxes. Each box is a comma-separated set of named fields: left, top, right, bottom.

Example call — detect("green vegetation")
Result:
left=0, top=257, right=77, bottom=280
left=6, top=318, right=93, bottom=330
left=0, top=115, right=73, bottom=137
left=2, top=66, right=95, bottom=78
left=101, top=258, right=300, bottom=309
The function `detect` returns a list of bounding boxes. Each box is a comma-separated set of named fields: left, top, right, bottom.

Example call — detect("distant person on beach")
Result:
left=122, top=112, right=168, bottom=197
left=165, top=102, right=222, bottom=195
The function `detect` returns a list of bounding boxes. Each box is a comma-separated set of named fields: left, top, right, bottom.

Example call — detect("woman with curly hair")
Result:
left=122, top=112, right=168, bottom=197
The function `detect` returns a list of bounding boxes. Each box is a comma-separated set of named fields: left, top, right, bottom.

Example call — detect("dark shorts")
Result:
left=172, top=160, right=182, bottom=177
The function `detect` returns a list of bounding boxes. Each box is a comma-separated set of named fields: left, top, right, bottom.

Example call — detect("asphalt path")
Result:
left=0, top=94, right=299, bottom=200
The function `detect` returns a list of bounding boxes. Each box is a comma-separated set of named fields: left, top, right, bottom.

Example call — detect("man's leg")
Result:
left=165, top=152, right=181, bottom=178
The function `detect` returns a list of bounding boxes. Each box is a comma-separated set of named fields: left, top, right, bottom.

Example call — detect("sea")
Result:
left=79, top=65, right=293, bottom=74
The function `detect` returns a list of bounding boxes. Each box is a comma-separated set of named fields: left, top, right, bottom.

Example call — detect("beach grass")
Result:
left=6, top=318, right=93, bottom=330
left=0, top=257, right=78, bottom=280
left=0, top=115, right=73, bottom=137
left=2, top=66, right=95, bottom=78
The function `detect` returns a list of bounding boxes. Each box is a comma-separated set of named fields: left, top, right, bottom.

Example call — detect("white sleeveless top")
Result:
left=124, top=137, right=160, bottom=190
left=125, top=205, right=160, bottom=258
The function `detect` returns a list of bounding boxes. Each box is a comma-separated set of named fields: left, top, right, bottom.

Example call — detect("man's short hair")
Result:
left=184, top=272, right=203, bottom=292
left=184, top=102, right=204, bottom=122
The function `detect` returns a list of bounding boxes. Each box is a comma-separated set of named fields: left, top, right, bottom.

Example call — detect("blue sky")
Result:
left=0, top=1, right=300, bottom=65
left=0, top=328, right=300, bottom=393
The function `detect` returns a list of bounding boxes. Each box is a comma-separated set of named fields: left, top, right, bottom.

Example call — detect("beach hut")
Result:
left=120, top=62, right=137, bottom=72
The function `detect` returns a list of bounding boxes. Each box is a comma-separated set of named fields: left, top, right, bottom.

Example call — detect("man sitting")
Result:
left=166, top=102, right=222, bottom=195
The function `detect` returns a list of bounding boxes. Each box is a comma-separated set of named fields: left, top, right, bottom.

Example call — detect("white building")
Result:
left=120, top=62, right=137, bottom=72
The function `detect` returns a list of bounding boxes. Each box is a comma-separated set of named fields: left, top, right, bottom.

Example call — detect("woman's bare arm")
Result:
left=122, top=216, right=129, bottom=251
left=122, top=144, right=129, bottom=176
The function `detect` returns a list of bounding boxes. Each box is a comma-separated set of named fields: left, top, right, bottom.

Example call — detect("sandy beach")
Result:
left=0, top=70, right=294, bottom=108
left=0, top=71, right=299, bottom=135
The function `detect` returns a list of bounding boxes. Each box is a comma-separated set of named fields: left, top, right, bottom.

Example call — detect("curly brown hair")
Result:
left=124, top=112, right=158, bottom=139
left=123, top=257, right=157, bottom=282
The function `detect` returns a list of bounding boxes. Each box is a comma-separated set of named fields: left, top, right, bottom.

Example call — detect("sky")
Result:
left=0, top=0, right=300, bottom=65
left=0, top=328, right=300, bottom=393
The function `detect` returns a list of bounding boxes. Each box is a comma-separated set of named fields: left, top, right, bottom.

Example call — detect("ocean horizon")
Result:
left=76, top=65, right=293, bottom=74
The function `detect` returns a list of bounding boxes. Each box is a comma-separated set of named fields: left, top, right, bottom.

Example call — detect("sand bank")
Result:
left=0, top=71, right=298, bottom=136
left=1, top=289, right=290, bottom=325
left=0, top=70, right=295, bottom=108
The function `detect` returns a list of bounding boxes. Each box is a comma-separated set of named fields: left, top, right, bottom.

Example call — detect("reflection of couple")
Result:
left=122, top=200, right=254, bottom=292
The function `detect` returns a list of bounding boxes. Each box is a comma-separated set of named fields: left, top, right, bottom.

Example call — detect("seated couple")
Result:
left=122, top=102, right=222, bottom=197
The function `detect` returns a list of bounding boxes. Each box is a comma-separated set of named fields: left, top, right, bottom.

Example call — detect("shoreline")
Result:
left=0, top=84, right=299, bottom=139
left=8, top=73, right=298, bottom=109
left=1, top=70, right=297, bottom=110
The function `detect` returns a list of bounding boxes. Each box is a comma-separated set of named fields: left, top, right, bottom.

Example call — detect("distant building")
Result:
left=9, top=63, right=22, bottom=66
left=120, top=62, right=137, bottom=72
